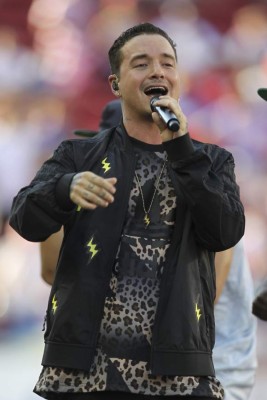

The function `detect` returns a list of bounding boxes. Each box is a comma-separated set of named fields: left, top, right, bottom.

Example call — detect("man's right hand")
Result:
left=70, top=171, right=117, bottom=210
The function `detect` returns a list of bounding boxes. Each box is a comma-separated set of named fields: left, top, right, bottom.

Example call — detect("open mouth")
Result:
left=144, top=86, right=168, bottom=97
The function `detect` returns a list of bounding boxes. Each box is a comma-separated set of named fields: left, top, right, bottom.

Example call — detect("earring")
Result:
left=112, top=80, right=119, bottom=91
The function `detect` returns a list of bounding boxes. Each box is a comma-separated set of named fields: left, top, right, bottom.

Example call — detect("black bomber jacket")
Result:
left=9, top=124, right=245, bottom=376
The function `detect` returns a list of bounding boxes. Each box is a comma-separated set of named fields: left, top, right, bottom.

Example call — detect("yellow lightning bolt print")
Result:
left=87, top=237, right=99, bottom=259
left=101, top=157, right=111, bottom=173
left=144, top=214, right=150, bottom=227
left=195, top=303, right=202, bottom=321
left=52, top=294, right=58, bottom=314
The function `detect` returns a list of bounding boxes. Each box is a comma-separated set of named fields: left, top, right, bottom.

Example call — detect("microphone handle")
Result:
left=150, top=97, right=180, bottom=132
left=155, top=106, right=180, bottom=132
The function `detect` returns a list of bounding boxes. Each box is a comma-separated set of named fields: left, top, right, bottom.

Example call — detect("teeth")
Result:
left=145, top=86, right=167, bottom=95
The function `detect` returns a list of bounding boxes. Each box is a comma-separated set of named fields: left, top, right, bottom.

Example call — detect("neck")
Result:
left=123, top=118, right=162, bottom=145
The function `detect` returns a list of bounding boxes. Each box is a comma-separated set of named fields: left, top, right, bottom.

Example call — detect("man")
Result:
left=40, top=101, right=257, bottom=400
left=251, top=87, right=267, bottom=322
left=9, top=23, right=245, bottom=399
left=214, top=243, right=257, bottom=400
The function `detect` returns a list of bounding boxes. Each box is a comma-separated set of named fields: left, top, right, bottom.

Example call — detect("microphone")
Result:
left=258, top=88, right=267, bottom=102
left=150, top=96, right=180, bottom=132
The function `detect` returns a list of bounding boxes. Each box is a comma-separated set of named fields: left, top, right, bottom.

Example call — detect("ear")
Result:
left=109, top=74, right=120, bottom=96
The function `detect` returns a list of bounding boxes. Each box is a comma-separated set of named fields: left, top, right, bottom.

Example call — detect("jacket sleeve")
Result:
left=9, top=140, right=77, bottom=242
left=163, top=134, right=245, bottom=251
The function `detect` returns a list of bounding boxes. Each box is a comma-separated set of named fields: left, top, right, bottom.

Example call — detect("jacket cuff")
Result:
left=163, top=133, right=195, bottom=162
left=55, top=173, right=76, bottom=211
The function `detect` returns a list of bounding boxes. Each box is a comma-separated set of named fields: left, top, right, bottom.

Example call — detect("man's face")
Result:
left=117, top=34, right=180, bottom=119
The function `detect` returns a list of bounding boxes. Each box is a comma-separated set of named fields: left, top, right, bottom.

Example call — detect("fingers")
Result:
left=70, top=172, right=117, bottom=210
left=152, top=96, right=188, bottom=139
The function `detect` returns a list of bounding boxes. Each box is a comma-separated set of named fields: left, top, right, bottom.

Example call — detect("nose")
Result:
left=149, top=61, right=164, bottom=79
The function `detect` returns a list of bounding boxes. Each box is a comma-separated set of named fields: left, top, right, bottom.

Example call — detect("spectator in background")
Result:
left=40, top=99, right=121, bottom=285
left=252, top=87, right=267, bottom=322
left=214, top=242, right=257, bottom=400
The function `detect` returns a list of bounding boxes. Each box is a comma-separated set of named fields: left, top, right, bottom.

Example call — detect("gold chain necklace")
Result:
left=135, top=158, right=167, bottom=228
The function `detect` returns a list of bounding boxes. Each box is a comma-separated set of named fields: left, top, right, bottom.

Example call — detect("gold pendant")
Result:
left=144, top=213, right=150, bottom=227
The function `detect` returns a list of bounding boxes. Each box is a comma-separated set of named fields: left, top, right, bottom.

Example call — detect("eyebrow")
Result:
left=130, top=53, right=176, bottom=64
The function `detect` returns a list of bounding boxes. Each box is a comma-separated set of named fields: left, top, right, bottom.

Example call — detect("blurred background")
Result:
left=0, top=0, right=267, bottom=399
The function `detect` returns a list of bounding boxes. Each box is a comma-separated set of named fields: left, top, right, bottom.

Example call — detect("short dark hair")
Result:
left=108, top=22, right=177, bottom=76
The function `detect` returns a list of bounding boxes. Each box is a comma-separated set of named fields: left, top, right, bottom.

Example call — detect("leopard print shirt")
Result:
left=34, top=140, right=224, bottom=399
